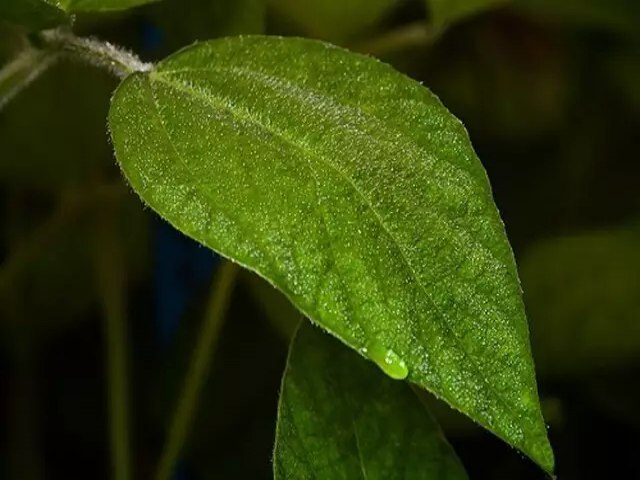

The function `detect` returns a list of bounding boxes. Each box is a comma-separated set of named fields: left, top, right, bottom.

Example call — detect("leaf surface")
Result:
left=275, top=323, right=468, bottom=479
left=109, top=35, right=553, bottom=471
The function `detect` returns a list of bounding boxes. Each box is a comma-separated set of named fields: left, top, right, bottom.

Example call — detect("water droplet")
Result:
left=366, top=340, right=408, bottom=380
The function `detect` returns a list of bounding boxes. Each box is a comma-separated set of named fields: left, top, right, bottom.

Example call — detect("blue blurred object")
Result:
left=141, top=20, right=164, bottom=54
left=154, top=218, right=218, bottom=346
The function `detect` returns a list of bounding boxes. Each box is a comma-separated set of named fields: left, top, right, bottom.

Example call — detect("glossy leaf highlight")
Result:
left=108, top=35, right=553, bottom=471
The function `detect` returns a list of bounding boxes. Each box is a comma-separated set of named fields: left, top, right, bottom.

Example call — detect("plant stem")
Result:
left=39, top=29, right=151, bottom=79
left=156, top=260, right=239, bottom=480
left=94, top=215, right=132, bottom=480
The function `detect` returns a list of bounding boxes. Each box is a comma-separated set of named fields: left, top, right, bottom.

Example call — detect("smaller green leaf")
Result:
left=275, top=322, right=468, bottom=480
left=0, top=0, right=67, bottom=31
left=426, top=0, right=507, bottom=28
left=270, top=0, right=396, bottom=42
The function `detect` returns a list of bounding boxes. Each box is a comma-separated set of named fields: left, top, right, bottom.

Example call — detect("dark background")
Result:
left=1, top=0, right=639, bottom=478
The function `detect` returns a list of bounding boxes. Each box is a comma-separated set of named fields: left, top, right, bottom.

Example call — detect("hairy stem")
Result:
left=39, top=29, right=151, bottom=78
left=156, top=260, right=239, bottom=480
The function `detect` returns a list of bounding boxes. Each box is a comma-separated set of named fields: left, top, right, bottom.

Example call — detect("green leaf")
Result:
left=426, top=0, right=507, bottom=28
left=270, top=0, right=396, bottom=42
left=109, top=36, right=553, bottom=471
left=521, top=227, right=640, bottom=376
left=275, top=322, right=468, bottom=479
left=0, top=0, right=67, bottom=30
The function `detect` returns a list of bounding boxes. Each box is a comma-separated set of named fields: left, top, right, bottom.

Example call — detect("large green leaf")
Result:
left=521, top=227, right=640, bottom=376
left=270, top=0, right=396, bottom=42
left=109, top=36, right=553, bottom=471
left=426, top=0, right=506, bottom=28
left=0, top=0, right=67, bottom=30
left=275, top=323, right=468, bottom=479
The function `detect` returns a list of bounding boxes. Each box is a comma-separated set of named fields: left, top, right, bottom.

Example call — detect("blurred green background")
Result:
left=1, top=0, right=639, bottom=478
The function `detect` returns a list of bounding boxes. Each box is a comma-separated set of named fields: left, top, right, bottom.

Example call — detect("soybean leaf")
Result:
left=275, top=322, right=468, bottom=479
left=109, top=36, right=554, bottom=471
left=270, top=0, right=396, bottom=42
left=0, top=0, right=67, bottom=31
left=521, top=227, right=640, bottom=376
left=426, top=0, right=507, bottom=28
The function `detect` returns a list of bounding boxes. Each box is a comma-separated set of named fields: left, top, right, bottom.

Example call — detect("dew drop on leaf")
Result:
left=366, top=340, right=409, bottom=380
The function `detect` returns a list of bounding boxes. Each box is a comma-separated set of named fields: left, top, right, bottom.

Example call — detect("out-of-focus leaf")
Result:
left=516, top=0, right=640, bottom=36
left=426, top=0, right=507, bottom=28
left=269, top=0, right=396, bottom=42
left=0, top=60, right=116, bottom=189
left=56, top=0, right=158, bottom=13
left=0, top=0, right=67, bottom=31
left=151, top=0, right=264, bottom=54
left=109, top=36, right=553, bottom=470
left=521, top=227, right=640, bottom=376
left=0, top=48, right=58, bottom=111
left=275, top=323, right=468, bottom=479
left=0, top=0, right=156, bottom=29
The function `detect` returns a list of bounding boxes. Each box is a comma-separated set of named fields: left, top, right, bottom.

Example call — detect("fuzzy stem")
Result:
left=39, top=29, right=151, bottom=79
